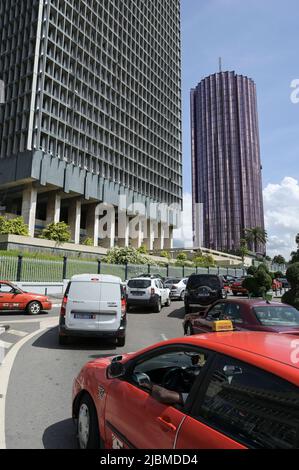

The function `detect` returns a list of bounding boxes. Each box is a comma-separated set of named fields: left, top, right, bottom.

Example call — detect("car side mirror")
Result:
left=12, top=289, right=21, bottom=295
left=107, top=361, right=126, bottom=379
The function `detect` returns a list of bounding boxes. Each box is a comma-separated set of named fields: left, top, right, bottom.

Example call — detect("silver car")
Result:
left=164, top=278, right=188, bottom=300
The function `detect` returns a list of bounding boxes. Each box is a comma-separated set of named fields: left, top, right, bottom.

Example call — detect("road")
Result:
left=2, top=301, right=186, bottom=449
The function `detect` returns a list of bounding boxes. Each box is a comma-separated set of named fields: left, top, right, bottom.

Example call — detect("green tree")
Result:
left=243, top=265, right=272, bottom=298
left=82, top=237, right=93, bottom=246
left=160, top=250, right=170, bottom=259
left=244, top=227, right=268, bottom=254
left=41, top=222, right=71, bottom=243
left=272, top=255, right=286, bottom=265
left=103, top=247, right=149, bottom=265
left=137, top=245, right=147, bottom=255
left=237, top=239, right=249, bottom=265
left=0, top=216, right=29, bottom=236
left=282, top=263, right=299, bottom=310
left=193, top=254, right=215, bottom=268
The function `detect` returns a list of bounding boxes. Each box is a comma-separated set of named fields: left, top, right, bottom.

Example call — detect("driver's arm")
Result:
left=151, top=385, right=184, bottom=405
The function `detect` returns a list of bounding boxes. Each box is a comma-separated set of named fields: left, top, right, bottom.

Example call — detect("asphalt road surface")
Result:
left=3, top=301, right=186, bottom=449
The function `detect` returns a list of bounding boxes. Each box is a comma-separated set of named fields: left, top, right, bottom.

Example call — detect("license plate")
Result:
left=198, top=293, right=208, bottom=297
left=132, top=291, right=145, bottom=296
left=74, top=313, right=96, bottom=320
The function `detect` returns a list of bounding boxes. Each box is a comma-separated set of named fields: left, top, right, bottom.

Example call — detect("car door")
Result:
left=159, top=280, right=167, bottom=304
left=176, top=354, right=299, bottom=449
left=0, top=283, right=17, bottom=310
left=104, top=346, right=211, bottom=449
left=193, top=302, right=227, bottom=334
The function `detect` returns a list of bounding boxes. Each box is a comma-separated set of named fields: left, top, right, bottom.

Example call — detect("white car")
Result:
left=126, top=277, right=171, bottom=312
left=58, top=274, right=127, bottom=346
left=164, top=277, right=188, bottom=300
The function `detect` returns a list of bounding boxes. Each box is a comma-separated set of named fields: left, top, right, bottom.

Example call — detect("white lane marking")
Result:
left=0, top=340, right=12, bottom=349
left=0, top=316, right=58, bottom=449
left=5, top=329, right=28, bottom=338
left=161, top=334, right=168, bottom=341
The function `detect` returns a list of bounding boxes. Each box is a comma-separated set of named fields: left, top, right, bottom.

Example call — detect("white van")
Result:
left=58, top=274, right=126, bottom=347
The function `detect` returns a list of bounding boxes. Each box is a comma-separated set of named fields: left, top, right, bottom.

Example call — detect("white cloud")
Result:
left=263, top=177, right=299, bottom=260
left=173, top=192, right=193, bottom=248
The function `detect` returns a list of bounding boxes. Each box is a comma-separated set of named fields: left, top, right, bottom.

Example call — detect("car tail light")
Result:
left=151, top=288, right=155, bottom=296
left=60, top=295, right=68, bottom=316
left=121, top=298, right=126, bottom=318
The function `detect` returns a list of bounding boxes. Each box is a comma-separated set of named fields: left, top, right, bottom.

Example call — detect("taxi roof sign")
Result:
left=212, top=320, right=234, bottom=332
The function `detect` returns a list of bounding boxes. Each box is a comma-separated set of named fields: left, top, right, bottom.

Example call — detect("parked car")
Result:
left=0, top=280, right=52, bottom=315
left=278, top=277, right=289, bottom=289
left=272, top=279, right=283, bottom=291
left=72, top=329, right=299, bottom=449
left=231, top=278, right=248, bottom=296
left=183, top=298, right=299, bottom=336
left=126, top=277, right=171, bottom=312
left=184, top=274, right=227, bottom=314
left=164, top=277, right=188, bottom=300
left=58, top=274, right=127, bottom=346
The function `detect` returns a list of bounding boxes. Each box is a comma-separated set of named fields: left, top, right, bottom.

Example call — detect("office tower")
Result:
left=191, top=71, right=265, bottom=254
left=0, top=0, right=182, bottom=249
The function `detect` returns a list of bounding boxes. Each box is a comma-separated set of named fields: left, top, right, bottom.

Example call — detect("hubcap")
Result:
left=78, top=404, right=90, bottom=449
left=31, top=303, right=40, bottom=314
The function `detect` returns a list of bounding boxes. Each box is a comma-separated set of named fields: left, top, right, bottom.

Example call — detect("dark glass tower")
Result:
left=191, top=71, right=265, bottom=254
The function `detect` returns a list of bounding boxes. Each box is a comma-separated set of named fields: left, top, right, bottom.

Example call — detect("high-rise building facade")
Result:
left=0, top=0, right=182, bottom=249
left=191, top=71, right=265, bottom=254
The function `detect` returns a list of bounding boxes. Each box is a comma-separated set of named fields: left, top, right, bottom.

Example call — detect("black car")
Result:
left=184, top=274, right=227, bottom=314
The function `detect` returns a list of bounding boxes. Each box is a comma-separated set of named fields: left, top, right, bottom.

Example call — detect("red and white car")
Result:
left=0, top=281, right=52, bottom=314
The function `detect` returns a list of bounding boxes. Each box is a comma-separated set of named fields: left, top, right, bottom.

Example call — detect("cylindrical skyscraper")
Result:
left=191, top=71, right=265, bottom=254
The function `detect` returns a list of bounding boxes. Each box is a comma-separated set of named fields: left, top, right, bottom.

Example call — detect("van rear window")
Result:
left=69, top=282, right=100, bottom=300
left=128, top=280, right=151, bottom=289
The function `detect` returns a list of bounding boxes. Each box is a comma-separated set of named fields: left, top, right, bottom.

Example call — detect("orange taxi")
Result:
left=0, top=280, right=52, bottom=314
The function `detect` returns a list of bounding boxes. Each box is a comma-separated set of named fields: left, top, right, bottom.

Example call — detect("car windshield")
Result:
left=188, top=275, right=221, bottom=290
left=253, top=306, right=299, bottom=327
left=164, top=279, right=180, bottom=285
left=128, top=279, right=151, bottom=289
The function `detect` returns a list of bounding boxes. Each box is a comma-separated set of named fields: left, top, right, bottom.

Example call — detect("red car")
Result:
left=183, top=298, right=299, bottom=336
left=272, top=279, right=283, bottom=291
left=72, top=329, right=299, bottom=449
left=0, top=281, right=52, bottom=314
left=231, top=278, right=248, bottom=296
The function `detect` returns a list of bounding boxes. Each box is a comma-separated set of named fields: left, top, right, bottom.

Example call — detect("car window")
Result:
left=0, top=283, right=14, bottom=293
left=187, top=275, right=221, bottom=290
left=131, top=349, right=209, bottom=401
left=195, top=355, right=299, bottom=449
left=224, top=303, right=243, bottom=323
left=127, top=280, right=151, bottom=289
left=253, top=306, right=299, bottom=327
left=206, top=303, right=227, bottom=321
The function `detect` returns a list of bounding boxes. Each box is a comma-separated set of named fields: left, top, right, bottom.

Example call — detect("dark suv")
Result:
left=184, top=274, right=227, bottom=314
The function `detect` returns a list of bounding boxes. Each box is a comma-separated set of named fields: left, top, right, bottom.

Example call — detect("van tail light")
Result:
left=60, top=295, right=68, bottom=317
left=151, top=288, right=155, bottom=296
left=121, top=298, right=126, bottom=319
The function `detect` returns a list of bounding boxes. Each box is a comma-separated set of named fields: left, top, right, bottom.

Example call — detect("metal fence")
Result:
left=0, top=255, right=247, bottom=283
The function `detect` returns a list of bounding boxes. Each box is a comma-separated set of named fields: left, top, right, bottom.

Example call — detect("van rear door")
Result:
left=98, top=281, right=121, bottom=332
left=65, top=280, right=101, bottom=331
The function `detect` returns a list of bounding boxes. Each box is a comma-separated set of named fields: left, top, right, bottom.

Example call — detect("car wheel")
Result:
left=233, top=292, right=238, bottom=296
left=185, top=323, right=194, bottom=336
left=154, top=298, right=162, bottom=313
left=26, top=301, right=41, bottom=315
left=58, top=334, right=69, bottom=346
left=180, top=290, right=185, bottom=301
left=77, top=394, right=101, bottom=449
left=165, top=297, right=171, bottom=307
left=117, top=336, right=126, bottom=347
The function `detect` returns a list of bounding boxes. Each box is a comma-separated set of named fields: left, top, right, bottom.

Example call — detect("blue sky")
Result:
left=178, top=0, right=299, bottom=257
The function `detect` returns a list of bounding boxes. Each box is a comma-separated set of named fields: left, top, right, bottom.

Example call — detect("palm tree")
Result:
left=244, top=227, right=268, bottom=254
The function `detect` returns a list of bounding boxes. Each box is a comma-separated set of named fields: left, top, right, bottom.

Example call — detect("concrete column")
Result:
left=21, top=184, right=37, bottom=237
left=46, top=192, right=61, bottom=225
left=99, top=204, right=115, bottom=249
left=129, top=217, right=143, bottom=249
left=153, top=222, right=165, bottom=251
left=164, top=225, right=173, bottom=250
left=117, top=212, right=130, bottom=247
left=86, top=203, right=100, bottom=246
left=68, top=198, right=81, bottom=245
left=143, top=219, right=155, bottom=251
